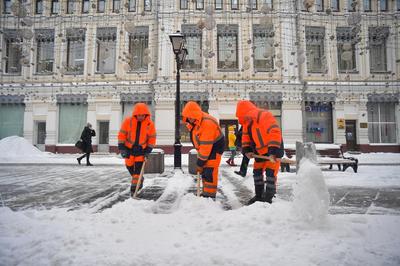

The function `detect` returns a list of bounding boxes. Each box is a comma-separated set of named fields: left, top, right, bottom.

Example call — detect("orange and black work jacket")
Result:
left=236, top=100, right=284, bottom=158
left=182, top=101, right=225, bottom=167
left=118, top=103, right=156, bottom=156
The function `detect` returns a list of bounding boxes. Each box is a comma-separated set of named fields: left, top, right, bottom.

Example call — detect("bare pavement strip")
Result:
left=0, top=164, right=399, bottom=215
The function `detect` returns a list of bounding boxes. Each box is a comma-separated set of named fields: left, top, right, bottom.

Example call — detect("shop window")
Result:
left=337, top=27, right=357, bottom=73
left=367, top=102, right=397, bottom=143
left=58, top=103, right=88, bottom=144
left=66, top=28, right=86, bottom=74
left=96, top=27, right=117, bottom=74
left=128, top=26, right=149, bottom=71
left=217, top=24, right=238, bottom=70
left=36, top=29, right=55, bottom=74
left=305, top=26, right=325, bottom=73
left=182, top=25, right=202, bottom=71
left=3, top=30, right=22, bottom=75
left=305, top=102, right=333, bottom=143
left=253, top=24, right=275, bottom=72
left=0, top=104, right=25, bottom=139
left=369, top=27, right=389, bottom=73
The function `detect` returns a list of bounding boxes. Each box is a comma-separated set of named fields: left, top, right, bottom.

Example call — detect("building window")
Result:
left=348, top=0, right=356, bottom=11
left=82, top=0, right=90, bottom=13
left=67, top=0, right=74, bottom=13
left=180, top=100, right=209, bottom=143
left=305, top=26, right=325, bottom=73
left=369, top=27, right=389, bottom=73
left=96, top=27, right=117, bottom=74
left=253, top=24, right=274, bottom=72
left=398, top=0, right=400, bottom=10
left=0, top=103, right=25, bottom=139
left=196, top=0, right=204, bottom=9
left=263, top=0, right=273, bottom=9
left=35, top=0, right=43, bottom=14
left=368, top=102, right=397, bottom=143
left=331, top=0, right=339, bottom=11
left=3, top=30, right=22, bottom=75
left=98, top=0, right=105, bottom=12
left=35, top=29, right=54, bottom=74
left=363, top=0, right=371, bottom=11
left=128, top=26, right=149, bottom=71
left=66, top=28, right=86, bottom=74
left=316, top=0, right=324, bottom=11
left=231, top=0, right=238, bottom=9
left=144, top=0, right=151, bottom=11
left=217, top=24, right=238, bottom=70
left=51, top=0, right=60, bottom=14
left=215, top=0, right=223, bottom=9
left=113, top=0, right=120, bottom=12
left=58, top=103, right=88, bottom=144
left=3, top=0, right=11, bottom=13
left=305, top=102, right=333, bottom=143
left=380, top=0, right=388, bottom=11
left=128, top=0, right=136, bottom=11
left=180, top=0, right=188, bottom=9
left=182, top=25, right=202, bottom=71
left=248, top=0, right=257, bottom=9
left=337, top=27, right=357, bottom=72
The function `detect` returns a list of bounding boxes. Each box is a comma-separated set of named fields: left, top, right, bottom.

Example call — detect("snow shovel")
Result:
left=132, top=159, right=146, bottom=199
left=252, top=154, right=295, bottom=165
left=196, top=172, right=201, bottom=197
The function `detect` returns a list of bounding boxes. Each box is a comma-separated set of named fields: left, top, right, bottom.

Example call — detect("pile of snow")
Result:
left=292, top=159, right=330, bottom=227
left=0, top=136, right=49, bottom=160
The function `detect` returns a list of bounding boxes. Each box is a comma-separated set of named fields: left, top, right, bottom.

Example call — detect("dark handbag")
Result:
left=75, top=140, right=84, bottom=150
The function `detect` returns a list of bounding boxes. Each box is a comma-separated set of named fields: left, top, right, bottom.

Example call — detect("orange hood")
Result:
left=235, top=100, right=257, bottom=125
left=132, top=103, right=151, bottom=117
left=182, top=101, right=203, bottom=125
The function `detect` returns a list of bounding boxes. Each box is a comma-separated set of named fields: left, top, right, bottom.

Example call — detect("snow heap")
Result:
left=292, top=158, right=330, bottom=227
left=0, top=136, right=49, bottom=160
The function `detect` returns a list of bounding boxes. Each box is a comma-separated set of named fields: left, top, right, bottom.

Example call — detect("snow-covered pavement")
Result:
left=0, top=136, right=400, bottom=265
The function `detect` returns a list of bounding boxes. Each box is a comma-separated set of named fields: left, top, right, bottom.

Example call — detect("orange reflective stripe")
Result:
left=267, top=124, right=279, bottom=134
left=268, top=141, right=281, bottom=147
left=198, top=153, right=208, bottom=160
left=119, top=129, right=128, bottom=134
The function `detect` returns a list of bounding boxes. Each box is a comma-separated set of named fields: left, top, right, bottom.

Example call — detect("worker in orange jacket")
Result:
left=182, top=101, right=225, bottom=199
left=118, top=103, right=156, bottom=197
left=236, top=100, right=284, bottom=204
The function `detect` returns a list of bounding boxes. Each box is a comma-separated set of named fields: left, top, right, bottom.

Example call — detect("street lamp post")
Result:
left=169, top=31, right=187, bottom=169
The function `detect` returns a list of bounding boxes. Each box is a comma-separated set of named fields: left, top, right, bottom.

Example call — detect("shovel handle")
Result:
left=133, top=159, right=146, bottom=198
left=196, top=172, right=201, bottom=197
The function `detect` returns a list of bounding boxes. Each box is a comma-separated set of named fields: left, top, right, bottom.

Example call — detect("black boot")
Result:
left=264, top=172, right=276, bottom=204
left=86, top=153, right=93, bottom=166
left=77, top=158, right=82, bottom=165
left=247, top=184, right=264, bottom=205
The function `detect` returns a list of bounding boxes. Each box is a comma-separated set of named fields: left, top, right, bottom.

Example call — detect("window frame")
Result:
left=35, top=0, right=43, bottom=14
left=367, top=102, right=397, bottom=144
left=96, top=27, right=117, bottom=74
left=181, top=25, right=203, bottom=71
left=217, top=24, right=239, bottom=71
left=305, top=26, right=326, bottom=73
left=128, top=26, right=149, bottom=72
left=82, top=0, right=90, bottom=13
left=35, top=29, right=55, bottom=74
left=215, top=0, right=223, bottom=10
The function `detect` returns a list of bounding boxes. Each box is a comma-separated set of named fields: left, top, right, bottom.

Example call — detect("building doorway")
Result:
left=98, top=121, right=109, bottom=152
left=345, top=120, right=357, bottom=151
left=219, top=119, right=238, bottom=150
left=34, top=121, right=46, bottom=151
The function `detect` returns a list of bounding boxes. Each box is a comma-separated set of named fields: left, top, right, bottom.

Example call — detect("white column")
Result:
left=23, top=102, right=34, bottom=143
left=334, top=102, right=346, bottom=145
left=154, top=100, right=175, bottom=146
left=46, top=102, right=58, bottom=146
left=281, top=101, right=303, bottom=144
left=358, top=100, right=369, bottom=145
left=109, top=101, right=121, bottom=147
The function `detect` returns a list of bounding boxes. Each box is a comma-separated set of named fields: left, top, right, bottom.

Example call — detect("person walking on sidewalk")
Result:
left=226, top=125, right=237, bottom=166
left=236, top=100, right=284, bottom=205
left=77, top=123, right=96, bottom=166
left=118, top=103, right=156, bottom=197
left=182, top=101, right=225, bottom=199
left=234, top=126, right=249, bottom=177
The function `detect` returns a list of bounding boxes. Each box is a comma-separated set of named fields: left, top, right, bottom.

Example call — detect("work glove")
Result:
left=196, top=166, right=204, bottom=174
left=267, top=146, right=284, bottom=159
left=120, top=149, right=130, bottom=158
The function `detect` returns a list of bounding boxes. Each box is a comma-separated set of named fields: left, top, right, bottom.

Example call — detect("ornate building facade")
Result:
left=1, top=0, right=399, bottom=153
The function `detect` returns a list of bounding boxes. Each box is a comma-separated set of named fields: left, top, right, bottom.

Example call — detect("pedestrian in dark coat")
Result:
left=77, top=122, right=96, bottom=166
